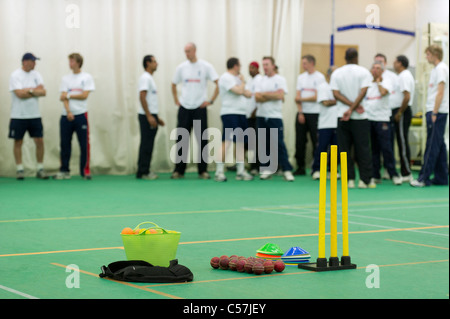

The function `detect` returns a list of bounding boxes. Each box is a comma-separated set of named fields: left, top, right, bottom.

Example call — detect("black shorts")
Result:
left=221, top=114, right=248, bottom=142
left=8, top=118, right=44, bottom=140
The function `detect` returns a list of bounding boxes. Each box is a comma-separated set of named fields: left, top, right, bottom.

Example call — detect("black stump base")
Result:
left=298, top=256, right=357, bottom=272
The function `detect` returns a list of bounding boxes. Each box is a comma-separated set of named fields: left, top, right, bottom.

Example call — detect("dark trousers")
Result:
left=137, top=114, right=158, bottom=178
left=174, top=105, right=208, bottom=175
left=370, top=121, right=398, bottom=179
left=60, top=112, right=90, bottom=176
left=337, top=118, right=373, bottom=184
left=392, top=107, right=412, bottom=176
left=295, top=113, right=318, bottom=171
left=418, top=112, right=448, bottom=186
left=256, top=117, right=293, bottom=172
left=246, top=117, right=259, bottom=170
left=312, top=128, right=338, bottom=172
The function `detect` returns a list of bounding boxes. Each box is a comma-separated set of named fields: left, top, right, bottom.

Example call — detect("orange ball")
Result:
left=121, top=227, right=134, bottom=235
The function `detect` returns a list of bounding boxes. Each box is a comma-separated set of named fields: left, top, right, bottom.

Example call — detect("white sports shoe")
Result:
left=214, top=172, right=227, bottom=182
left=283, top=171, right=295, bottom=182
left=311, top=171, right=320, bottom=180
left=141, top=172, right=158, bottom=180
left=236, top=171, right=254, bottom=181
left=358, top=179, right=376, bottom=189
left=410, top=179, right=426, bottom=188
left=260, top=170, right=272, bottom=180
left=348, top=180, right=355, bottom=188
left=54, top=171, right=71, bottom=180
left=392, top=175, right=403, bottom=185
left=382, top=170, right=391, bottom=180
left=402, top=174, right=413, bottom=183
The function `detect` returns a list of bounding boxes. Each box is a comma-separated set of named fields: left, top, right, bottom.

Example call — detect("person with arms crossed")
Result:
left=55, top=53, right=95, bottom=180
left=330, top=48, right=375, bottom=188
left=393, top=55, right=415, bottom=182
left=245, top=61, right=263, bottom=175
left=364, top=61, right=402, bottom=185
left=411, top=45, right=449, bottom=187
left=136, top=55, right=165, bottom=180
left=215, top=57, right=253, bottom=182
left=374, top=53, right=403, bottom=180
left=8, top=53, right=48, bottom=180
left=294, top=55, right=326, bottom=176
left=255, top=56, right=294, bottom=182
left=171, top=43, right=219, bottom=179
left=311, top=66, right=338, bottom=180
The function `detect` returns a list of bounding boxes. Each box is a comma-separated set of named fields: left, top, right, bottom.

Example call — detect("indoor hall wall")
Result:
left=0, top=0, right=304, bottom=176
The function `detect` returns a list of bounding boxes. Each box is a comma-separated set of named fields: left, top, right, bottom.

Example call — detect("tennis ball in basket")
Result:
left=274, top=261, right=285, bottom=272
left=236, top=260, right=246, bottom=272
left=210, top=257, right=220, bottom=269
left=121, top=227, right=134, bottom=235
left=219, top=257, right=229, bottom=270
left=252, top=263, right=264, bottom=275
left=263, top=260, right=274, bottom=274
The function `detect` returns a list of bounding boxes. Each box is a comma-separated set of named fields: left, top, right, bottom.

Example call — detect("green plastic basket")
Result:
left=121, top=222, right=181, bottom=267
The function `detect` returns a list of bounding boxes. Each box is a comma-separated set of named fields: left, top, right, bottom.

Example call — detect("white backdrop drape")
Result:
left=0, top=0, right=304, bottom=176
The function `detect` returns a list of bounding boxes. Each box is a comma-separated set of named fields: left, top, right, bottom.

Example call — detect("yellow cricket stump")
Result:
left=317, top=152, right=327, bottom=260
left=298, top=145, right=356, bottom=271
left=341, top=152, right=349, bottom=258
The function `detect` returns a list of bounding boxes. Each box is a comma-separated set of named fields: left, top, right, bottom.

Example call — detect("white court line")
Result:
left=0, top=284, right=39, bottom=299
left=241, top=207, right=449, bottom=237
left=252, top=197, right=449, bottom=209
left=279, top=204, right=448, bottom=227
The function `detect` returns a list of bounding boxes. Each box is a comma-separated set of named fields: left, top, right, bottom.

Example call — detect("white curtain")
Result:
left=0, top=0, right=304, bottom=176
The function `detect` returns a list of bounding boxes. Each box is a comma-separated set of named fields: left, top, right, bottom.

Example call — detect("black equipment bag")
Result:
left=99, top=259, right=193, bottom=283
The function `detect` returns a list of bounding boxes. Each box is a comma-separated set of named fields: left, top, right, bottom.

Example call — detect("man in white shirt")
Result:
left=330, top=48, right=375, bottom=188
left=393, top=55, right=415, bottom=182
left=411, top=45, right=449, bottom=187
left=294, top=55, right=326, bottom=175
left=364, top=62, right=402, bottom=185
left=374, top=53, right=403, bottom=180
left=136, top=55, right=165, bottom=180
left=215, top=57, right=253, bottom=182
left=55, top=53, right=95, bottom=180
left=245, top=61, right=263, bottom=174
left=255, top=56, right=294, bottom=181
left=8, top=53, right=48, bottom=180
left=171, top=43, right=219, bottom=179
left=311, top=66, right=337, bottom=180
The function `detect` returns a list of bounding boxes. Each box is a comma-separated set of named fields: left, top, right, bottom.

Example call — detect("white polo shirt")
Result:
left=426, top=61, right=449, bottom=114
left=59, top=72, right=95, bottom=115
left=316, top=82, right=338, bottom=129
left=138, top=71, right=158, bottom=115
left=382, top=69, right=402, bottom=109
left=9, top=68, right=44, bottom=119
left=245, top=74, right=262, bottom=118
left=363, top=78, right=393, bottom=122
left=255, top=74, right=288, bottom=119
left=172, top=59, right=219, bottom=109
left=296, top=71, right=326, bottom=114
left=397, top=69, right=415, bottom=107
left=218, top=72, right=248, bottom=116
left=329, top=64, right=372, bottom=120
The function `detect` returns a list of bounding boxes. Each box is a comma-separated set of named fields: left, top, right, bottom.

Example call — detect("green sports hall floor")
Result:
left=0, top=170, right=448, bottom=300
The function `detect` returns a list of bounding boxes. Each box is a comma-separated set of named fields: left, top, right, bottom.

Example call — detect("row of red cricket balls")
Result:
left=210, top=255, right=286, bottom=275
